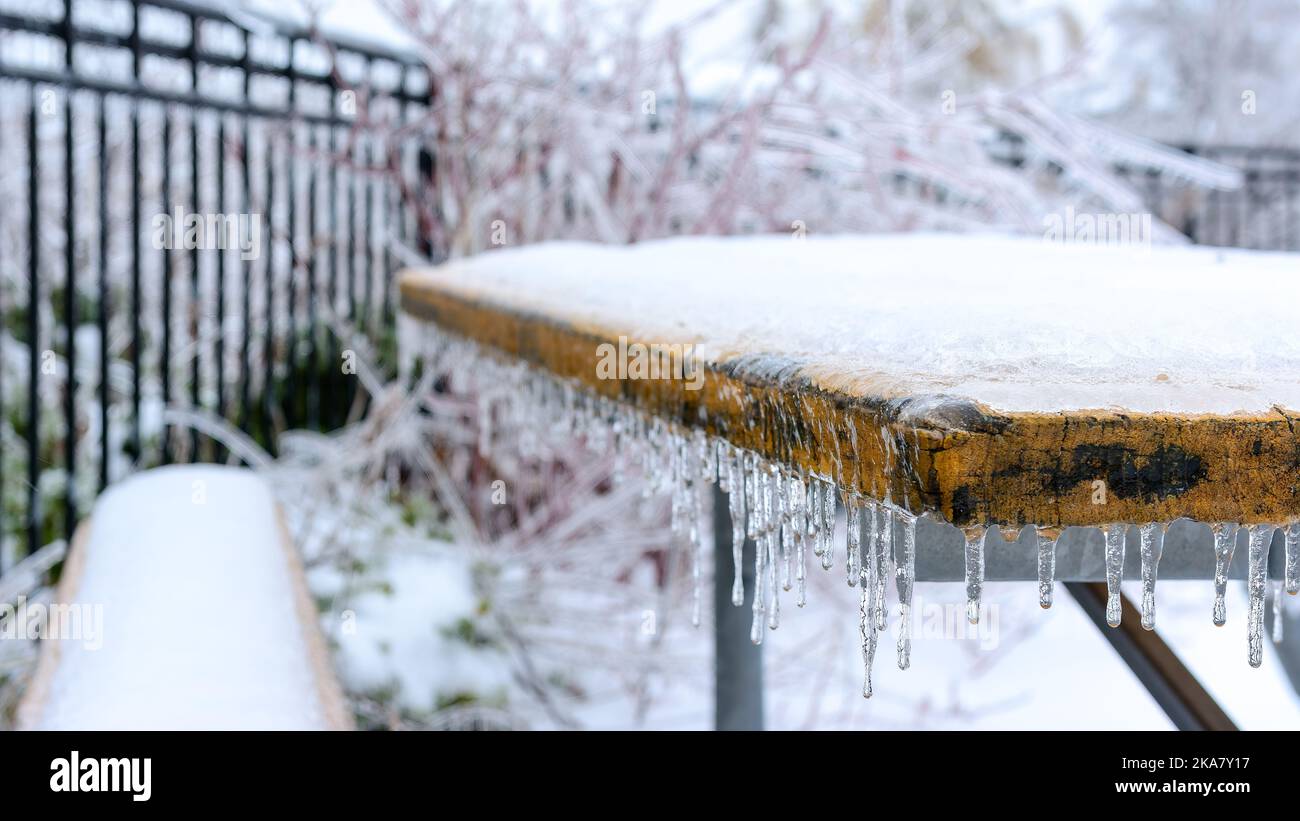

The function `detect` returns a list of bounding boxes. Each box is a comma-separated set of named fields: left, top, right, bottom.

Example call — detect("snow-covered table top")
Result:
left=400, top=234, right=1300, bottom=529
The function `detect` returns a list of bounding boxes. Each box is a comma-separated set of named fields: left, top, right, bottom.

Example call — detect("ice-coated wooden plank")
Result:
left=400, top=234, right=1300, bottom=528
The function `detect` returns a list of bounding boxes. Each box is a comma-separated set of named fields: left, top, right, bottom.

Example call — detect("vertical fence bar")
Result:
left=362, top=135, right=374, bottom=341
left=128, top=0, right=141, bottom=468
left=345, top=131, right=359, bottom=417
left=213, top=114, right=227, bottom=463
left=236, top=114, right=251, bottom=440
left=26, top=86, right=41, bottom=557
left=238, top=32, right=253, bottom=439
left=160, top=108, right=173, bottom=465
left=337, top=124, right=351, bottom=425
left=188, top=17, right=201, bottom=460
left=284, top=120, right=298, bottom=433
left=382, top=129, right=395, bottom=340
left=326, top=123, right=339, bottom=427
left=262, top=126, right=277, bottom=454
left=97, top=94, right=109, bottom=492
left=348, top=106, right=359, bottom=328
left=129, top=100, right=141, bottom=466
left=281, top=39, right=297, bottom=436
left=188, top=105, right=200, bottom=460
left=63, top=83, right=78, bottom=542
left=306, top=124, right=318, bottom=430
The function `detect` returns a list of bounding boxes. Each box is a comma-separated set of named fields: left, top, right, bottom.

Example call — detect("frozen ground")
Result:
left=26, top=466, right=332, bottom=730
left=408, top=233, right=1300, bottom=415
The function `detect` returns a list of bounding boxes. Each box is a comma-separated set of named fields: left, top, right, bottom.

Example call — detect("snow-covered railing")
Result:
left=17, top=465, right=351, bottom=730
left=398, top=234, right=1300, bottom=721
left=0, top=0, right=433, bottom=562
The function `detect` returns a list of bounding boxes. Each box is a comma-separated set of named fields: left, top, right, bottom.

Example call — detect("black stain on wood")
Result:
left=950, top=485, right=975, bottom=523
left=995, top=443, right=1207, bottom=504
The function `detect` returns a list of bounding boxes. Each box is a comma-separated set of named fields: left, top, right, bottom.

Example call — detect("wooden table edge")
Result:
left=401, top=272, right=1300, bottom=529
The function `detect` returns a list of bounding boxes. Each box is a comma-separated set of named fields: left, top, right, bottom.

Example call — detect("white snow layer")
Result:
left=409, top=233, right=1300, bottom=415
left=28, top=466, right=331, bottom=730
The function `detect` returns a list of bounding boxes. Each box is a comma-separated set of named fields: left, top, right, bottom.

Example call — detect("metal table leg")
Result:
left=1065, top=582, right=1236, bottom=731
left=713, top=486, right=762, bottom=730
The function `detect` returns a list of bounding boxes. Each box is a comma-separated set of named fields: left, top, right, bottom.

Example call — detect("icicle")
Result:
left=744, top=452, right=759, bottom=541
left=1103, top=524, right=1126, bottom=628
left=793, top=475, right=808, bottom=607
left=963, top=526, right=986, bottom=625
left=820, top=481, right=836, bottom=571
left=1286, top=524, right=1300, bottom=596
left=1212, top=523, right=1239, bottom=626
left=687, top=453, right=701, bottom=552
left=778, top=472, right=793, bottom=592
left=863, top=503, right=878, bottom=594
left=765, top=466, right=780, bottom=631
left=716, top=441, right=731, bottom=494
left=860, top=529, right=877, bottom=699
left=780, top=529, right=793, bottom=592
left=767, top=527, right=780, bottom=631
left=1247, top=524, right=1274, bottom=668
left=726, top=450, right=746, bottom=607
left=874, top=507, right=891, bottom=632
left=807, top=481, right=823, bottom=557
left=1272, top=580, right=1285, bottom=644
left=1138, top=523, right=1163, bottom=631
left=895, top=511, right=916, bottom=670
left=697, top=431, right=717, bottom=484
left=759, top=465, right=774, bottom=631
left=1036, top=526, right=1059, bottom=609
left=846, top=497, right=862, bottom=587
left=761, top=465, right=775, bottom=538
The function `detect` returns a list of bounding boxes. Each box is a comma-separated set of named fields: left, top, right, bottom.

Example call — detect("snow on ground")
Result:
left=27, top=466, right=332, bottom=730
left=312, top=544, right=516, bottom=720
left=407, top=233, right=1300, bottom=415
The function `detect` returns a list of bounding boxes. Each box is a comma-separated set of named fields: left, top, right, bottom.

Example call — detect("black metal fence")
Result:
left=0, top=0, right=431, bottom=566
left=1134, top=145, right=1300, bottom=251
left=990, top=133, right=1300, bottom=251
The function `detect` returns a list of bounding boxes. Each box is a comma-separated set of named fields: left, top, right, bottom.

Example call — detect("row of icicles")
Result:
left=434, top=329, right=1300, bottom=698
left=659, top=428, right=1300, bottom=695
